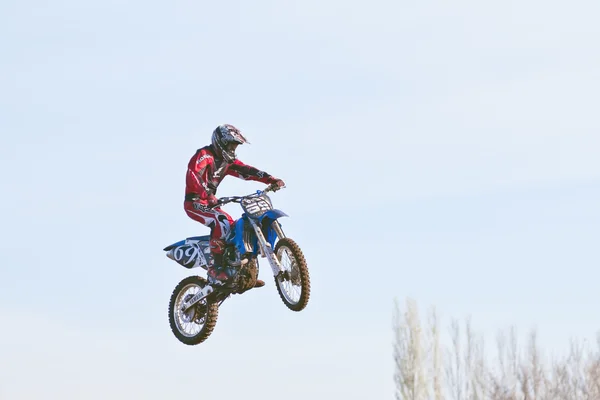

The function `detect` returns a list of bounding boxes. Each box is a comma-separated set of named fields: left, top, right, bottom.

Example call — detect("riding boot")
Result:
left=207, top=240, right=230, bottom=285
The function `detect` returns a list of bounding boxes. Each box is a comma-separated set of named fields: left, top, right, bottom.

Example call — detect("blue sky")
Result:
left=1, top=0, right=599, bottom=398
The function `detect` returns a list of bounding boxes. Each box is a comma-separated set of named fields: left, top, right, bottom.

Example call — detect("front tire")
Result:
left=274, top=238, right=311, bottom=311
left=168, top=276, right=219, bottom=345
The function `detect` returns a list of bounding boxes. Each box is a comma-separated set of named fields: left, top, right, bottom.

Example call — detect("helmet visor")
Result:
left=225, top=142, right=239, bottom=152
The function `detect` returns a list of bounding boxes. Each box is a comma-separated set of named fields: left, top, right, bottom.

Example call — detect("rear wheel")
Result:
left=168, top=276, right=219, bottom=345
left=274, top=238, right=311, bottom=311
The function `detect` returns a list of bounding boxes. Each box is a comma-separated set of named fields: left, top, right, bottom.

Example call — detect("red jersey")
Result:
left=185, top=145, right=276, bottom=203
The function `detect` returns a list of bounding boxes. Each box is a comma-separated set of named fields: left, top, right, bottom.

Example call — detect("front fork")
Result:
left=248, top=218, right=286, bottom=277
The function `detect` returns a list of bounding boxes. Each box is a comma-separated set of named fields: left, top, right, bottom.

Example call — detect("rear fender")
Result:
left=163, top=235, right=210, bottom=251
left=164, top=235, right=211, bottom=270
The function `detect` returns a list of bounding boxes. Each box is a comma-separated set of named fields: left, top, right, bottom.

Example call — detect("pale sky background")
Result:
left=1, top=0, right=599, bottom=399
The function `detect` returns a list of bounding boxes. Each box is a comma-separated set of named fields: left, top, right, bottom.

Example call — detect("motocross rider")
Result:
left=184, top=124, right=285, bottom=287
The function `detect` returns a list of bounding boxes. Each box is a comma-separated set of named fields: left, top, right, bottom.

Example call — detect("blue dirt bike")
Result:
left=164, top=184, right=311, bottom=345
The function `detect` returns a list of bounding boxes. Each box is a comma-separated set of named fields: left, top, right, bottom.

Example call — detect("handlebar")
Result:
left=209, top=183, right=285, bottom=209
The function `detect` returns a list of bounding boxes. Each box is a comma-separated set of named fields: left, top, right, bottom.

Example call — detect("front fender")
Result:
left=258, top=209, right=288, bottom=223
left=258, top=209, right=288, bottom=248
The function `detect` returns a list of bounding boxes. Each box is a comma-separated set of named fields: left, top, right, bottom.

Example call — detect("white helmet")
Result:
left=211, top=124, right=249, bottom=162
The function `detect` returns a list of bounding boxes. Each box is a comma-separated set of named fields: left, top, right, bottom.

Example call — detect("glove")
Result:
left=207, top=194, right=218, bottom=207
left=271, top=178, right=285, bottom=191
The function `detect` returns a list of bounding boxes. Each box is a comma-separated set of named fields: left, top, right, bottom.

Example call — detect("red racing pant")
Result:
left=184, top=201, right=234, bottom=264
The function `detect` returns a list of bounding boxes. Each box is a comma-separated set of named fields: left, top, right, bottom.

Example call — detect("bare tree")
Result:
left=428, top=306, right=444, bottom=400
left=393, top=297, right=600, bottom=400
left=393, top=297, right=431, bottom=400
left=444, top=317, right=487, bottom=400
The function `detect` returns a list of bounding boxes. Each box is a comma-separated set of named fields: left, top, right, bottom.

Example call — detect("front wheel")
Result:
left=274, top=238, right=311, bottom=311
left=168, top=276, right=219, bottom=345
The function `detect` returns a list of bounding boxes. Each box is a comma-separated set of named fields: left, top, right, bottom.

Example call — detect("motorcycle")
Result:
left=163, top=184, right=311, bottom=345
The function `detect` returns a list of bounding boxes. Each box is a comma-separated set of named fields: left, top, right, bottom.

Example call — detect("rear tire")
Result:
left=274, top=238, right=311, bottom=311
left=168, top=276, right=219, bottom=345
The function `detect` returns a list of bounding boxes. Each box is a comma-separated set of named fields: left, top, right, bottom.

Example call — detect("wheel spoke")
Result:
left=277, top=246, right=302, bottom=304
left=273, top=238, right=310, bottom=312
left=175, top=284, right=208, bottom=337
left=169, top=276, right=219, bottom=345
